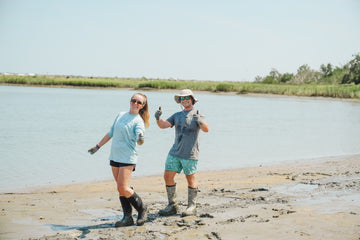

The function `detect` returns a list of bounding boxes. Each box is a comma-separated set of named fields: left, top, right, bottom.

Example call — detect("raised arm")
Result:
left=155, top=106, right=172, bottom=129
left=199, top=121, right=209, bottom=132
left=193, top=110, right=209, bottom=133
left=157, top=118, right=172, bottom=129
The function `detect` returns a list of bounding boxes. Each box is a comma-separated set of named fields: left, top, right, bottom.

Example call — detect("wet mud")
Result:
left=1, top=155, right=359, bottom=240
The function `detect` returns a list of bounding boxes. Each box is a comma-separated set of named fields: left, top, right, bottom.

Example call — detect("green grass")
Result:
left=1, top=75, right=359, bottom=99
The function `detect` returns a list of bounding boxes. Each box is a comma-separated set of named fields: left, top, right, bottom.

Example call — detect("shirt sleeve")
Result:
left=167, top=113, right=176, bottom=127
left=134, top=117, right=145, bottom=140
left=108, top=113, right=122, bottom=138
left=108, top=115, right=117, bottom=138
left=199, top=111, right=206, bottom=121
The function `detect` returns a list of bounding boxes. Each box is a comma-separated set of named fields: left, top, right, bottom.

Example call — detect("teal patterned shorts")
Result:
left=165, top=154, right=198, bottom=175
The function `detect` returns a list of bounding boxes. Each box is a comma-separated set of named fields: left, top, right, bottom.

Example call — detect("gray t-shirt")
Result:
left=167, top=108, right=205, bottom=160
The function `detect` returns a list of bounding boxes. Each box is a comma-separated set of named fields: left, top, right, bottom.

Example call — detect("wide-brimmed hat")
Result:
left=174, top=89, right=198, bottom=104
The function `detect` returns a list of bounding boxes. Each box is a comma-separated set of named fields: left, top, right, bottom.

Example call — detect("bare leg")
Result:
left=112, top=166, right=134, bottom=198
left=185, top=173, right=197, bottom=188
left=164, top=170, right=177, bottom=186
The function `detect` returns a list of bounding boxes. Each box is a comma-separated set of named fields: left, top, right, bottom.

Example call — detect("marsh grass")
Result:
left=1, top=75, right=359, bottom=99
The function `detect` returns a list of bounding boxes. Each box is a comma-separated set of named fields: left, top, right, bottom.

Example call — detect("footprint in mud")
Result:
left=272, top=208, right=296, bottom=218
left=250, top=188, right=269, bottom=192
left=200, top=213, right=214, bottom=218
left=205, top=232, right=222, bottom=240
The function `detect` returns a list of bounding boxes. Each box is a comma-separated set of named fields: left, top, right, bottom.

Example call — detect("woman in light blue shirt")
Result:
left=88, top=93, right=150, bottom=227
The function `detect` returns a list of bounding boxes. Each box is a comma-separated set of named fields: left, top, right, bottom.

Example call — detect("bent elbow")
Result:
left=201, top=123, right=209, bottom=132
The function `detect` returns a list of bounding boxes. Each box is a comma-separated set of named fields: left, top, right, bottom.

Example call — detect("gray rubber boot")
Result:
left=181, top=187, right=198, bottom=217
left=158, top=185, right=179, bottom=216
left=128, top=192, right=148, bottom=226
left=115, top=196, right=134, bottom=227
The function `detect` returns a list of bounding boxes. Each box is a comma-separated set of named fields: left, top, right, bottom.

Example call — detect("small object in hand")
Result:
left=88, top=144, right=100, bottom=154
left=155, top=106, right=162, bottom=120
left=193, top=110, right=204, bottom=126
left=138, top=133, right=144, bottom=144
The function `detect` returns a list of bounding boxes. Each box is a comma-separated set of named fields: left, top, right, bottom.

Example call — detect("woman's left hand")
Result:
left=137, top=133, right=144, bottom=145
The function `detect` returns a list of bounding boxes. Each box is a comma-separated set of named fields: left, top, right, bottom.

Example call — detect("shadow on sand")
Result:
left=46, top=213, right=158, bottom=238
left=47, top=223, right=114, bottom=238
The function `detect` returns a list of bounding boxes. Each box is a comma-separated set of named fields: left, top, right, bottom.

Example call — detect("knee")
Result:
left=163, top=173, right=175, bottom=185
left=117, top=185, right=130, bottom=196
left=186, top=175, right=197, bottom=188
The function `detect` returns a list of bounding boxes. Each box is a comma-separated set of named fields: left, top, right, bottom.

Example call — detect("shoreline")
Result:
left=1, top=154, right=359, bottom=240
left=3, top=153, right=356, bottom=195
left=1, top=83, right=360, bottom=103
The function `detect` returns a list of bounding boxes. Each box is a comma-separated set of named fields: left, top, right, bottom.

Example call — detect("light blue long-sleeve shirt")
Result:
left=108, top=112, right=145, bottom=164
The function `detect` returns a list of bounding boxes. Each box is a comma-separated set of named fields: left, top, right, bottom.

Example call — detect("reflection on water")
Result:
left=1, top=86, right=360, bottom=192
left=272, top=176, right=360, bottom=214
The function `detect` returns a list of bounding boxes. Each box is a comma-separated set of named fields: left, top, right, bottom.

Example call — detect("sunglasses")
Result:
left=180, top=96, right=191, bottom=101
left=131, top=98, right=144, bottom=105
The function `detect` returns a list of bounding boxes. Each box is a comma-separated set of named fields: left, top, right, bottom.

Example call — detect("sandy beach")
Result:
left=1, top=154, right=359, bottom=240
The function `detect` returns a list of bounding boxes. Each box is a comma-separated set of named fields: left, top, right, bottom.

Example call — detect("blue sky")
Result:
left=0, top=0, right=359, bottom=81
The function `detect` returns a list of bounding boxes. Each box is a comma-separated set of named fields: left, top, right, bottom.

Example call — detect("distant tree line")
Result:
left=255, top=53, right=360, bottom=85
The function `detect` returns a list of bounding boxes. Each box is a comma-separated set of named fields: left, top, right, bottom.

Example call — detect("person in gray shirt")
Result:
left=155, top=89, right=209, bottom=217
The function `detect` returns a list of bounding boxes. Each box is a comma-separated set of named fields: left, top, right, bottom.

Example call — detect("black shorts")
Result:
left=110, top=160, right=136, bottom=171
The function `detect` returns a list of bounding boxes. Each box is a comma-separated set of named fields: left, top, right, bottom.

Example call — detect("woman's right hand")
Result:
left=88, top=145, right=99, bottom=154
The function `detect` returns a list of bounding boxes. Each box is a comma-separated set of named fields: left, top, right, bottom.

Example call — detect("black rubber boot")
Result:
left=115, top=196, right=134, bottom=227
left=128, top=192, right=148, bottom=226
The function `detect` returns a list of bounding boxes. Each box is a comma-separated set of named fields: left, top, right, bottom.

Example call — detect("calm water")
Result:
left=1, top=86, right=360, bottom=192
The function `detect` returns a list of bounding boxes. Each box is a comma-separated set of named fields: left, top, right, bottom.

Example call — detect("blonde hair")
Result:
left=133, top=93, right=150, bottom=128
